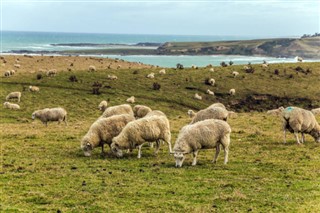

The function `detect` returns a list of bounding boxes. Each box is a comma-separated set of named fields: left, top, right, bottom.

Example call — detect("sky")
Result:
left=1, top=0, right=319, bottom=37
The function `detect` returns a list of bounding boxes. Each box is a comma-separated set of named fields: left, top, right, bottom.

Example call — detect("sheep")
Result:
left=232, top=71, right=239, bottom=77
left=101, top=104, right=134, bottom=118
left=282, top=106, right=320, bottom=144
left=229, top=89, right=236, bottom=96
left=147, top=73, right=155, bottom=78
left=190, top=106, right=229, bottom=124
left=133, top=105, right=152, bottom=118
left=32, top=107, right=67, bottom=126
left=3, top=102, right=20, bottom=110
left=295, top=56, right=303, bottom=62
left=9, top=70, right=15, bottom=75
left=29, top=86, right=40, bottom=92
left=4, top=71, right=11, bottom=77
left=111, top=115, right=172, bottom=158
left=46, top=69, right=57, bottom=77
left=173, top=119, right=231, bottom=167
left=6, top=92, right=21, bottom=102
left=311, top=108, right=320, bottom=115
left=187, top=110, right=196, bottom=118
left=107, top=74, right=118, bottom=80
left=88, top=65, right=96, bottom=72
left=145, top=110, right=166, bottom=118
left=14, top=64, right=20, bottom=68
left=209, top=103, right=226, bottom=109
left=159, top=69, right=166, bottom=75
left=126, top=96, right=135, bottom=103
left=266, top=106, right=284, bottom=116
left=117, top=65, right=121, bottom=69
left=209, top=68, right=214, bottom=72
left=191, top=64, right=198, bottom=69
left=81, top=114, right=135, bottom=157
left=208, top=78, right=215, bottom=86
left=194, top=93, right=202, bottom=100
left=206, top=89, right=214, bottom=96
left=98, top=100, right=108, bottom=111
left=261, top=64, right=269, bottom=69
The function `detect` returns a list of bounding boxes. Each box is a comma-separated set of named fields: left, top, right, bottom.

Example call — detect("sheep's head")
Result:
left=81, top=138, right=93, bottom=157
left=173, top=152, right=186, bottom=168
left=110, top=140, right=123, bottom=158
left=31, top=111, right=37, bottom=120
left=310, top=129, right=320, bottom=143
left=187, top=110, right=195, bottom=118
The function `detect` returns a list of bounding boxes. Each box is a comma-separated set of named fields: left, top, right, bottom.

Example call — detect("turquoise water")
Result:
left=1, top=31, right=315, bottom=67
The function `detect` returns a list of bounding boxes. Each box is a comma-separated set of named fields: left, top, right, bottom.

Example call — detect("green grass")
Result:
left=1, top=62, right=320, bottom=212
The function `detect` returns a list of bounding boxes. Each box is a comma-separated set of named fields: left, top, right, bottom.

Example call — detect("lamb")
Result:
left=4, top=71, right=11, bottom=77
left=133, top=105, right=152, bottom=118
left=206, top=89, right=214, bottom=96
left=3, top=102, right=20, bottom=110
left=88, top=65, right=96, bottom=72
left=232, top=71, right=239, bottom=77
left=147, top=73, right=155, bottom=78
left=6, top=92, right=21, bottom=102
left=194, top=93, right=202, bottom=100
left=46, top=69, right=57, bottom=77
left=29, top=86, right=40, bottom=92
left=311, top=108, right=320, bottom=115
left=101, top=104, right=134, bottom=118
left=208, top=78, right=215, bottom=86
left=266, top=106, right=284, bottom=116
left=187, top=110, right=196, bottom=118
left=98, top=100, right=108, bottom=111
left=32, top=107, right=67, bottom=126
left=229, top=89, right=236, bottom=95
left=159, top=69, right=166, bottom=75
left=126, top=96, right=135, bottom=103
left=173, top=119, right=231, bottom=167
left=190, top=106, right=229, bottom=124
left=282, top=106, right=320, bottom=144
left=111, top=115, right=172, bottom=158
left=107, top=74, right=118, bottom=80
left=81, top=114, right=135, bottom=157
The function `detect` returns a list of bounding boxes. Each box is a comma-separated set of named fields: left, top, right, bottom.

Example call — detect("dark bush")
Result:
left=229, top=61, right=234, bottom=66
left=176, top=63, right=184, bottom=69
left=245, top=66, right=255, bottom=73
left=92, top=81, right=102, bottom=95
left=69, top=75, right=78, bottom=82
left=274, top=69, right=279, bottom=75
left=36, top=73, right=43, bottom=80
left=153, top=82, right=161, bottom=90
left=132, top=70, right=139, bottom=74
left=220, top=61, right=228, bottom=67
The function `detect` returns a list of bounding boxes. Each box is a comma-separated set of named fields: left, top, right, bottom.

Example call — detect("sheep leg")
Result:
left=223, top=146, right=229, bottom=164
left=213, top=145, right=221, bottom=163
left=100, top=144, right=106, bottom=158
left=301, top=133, right=305, bottom=143
left=154, top=140, right=160, bottom=155
left=137, top=145, right=143, bottom=159
left=64, top=116, right=68, bottom=126
left=192, top=150, right=199, bottom=166
left=294, top=132, right=301, bottom=144
left=283, top=129, right=287, bottom=144
left=149, top=142, right=154, bottom=148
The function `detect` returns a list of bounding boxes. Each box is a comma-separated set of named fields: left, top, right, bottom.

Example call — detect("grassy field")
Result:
left=1, top=60, right=320, bottom=212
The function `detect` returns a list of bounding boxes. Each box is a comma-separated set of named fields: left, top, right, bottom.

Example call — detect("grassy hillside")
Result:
left=1, top=59, right=320, bottom=212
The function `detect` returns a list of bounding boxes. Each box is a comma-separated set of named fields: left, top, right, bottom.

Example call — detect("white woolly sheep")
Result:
left=229, top=89, right=236, bottom=95
left=190, top=106, right=229, bottom=124
left=98, top=100, right=108, bottom=111
left=3, top=102, right=20, bottom=110
left=29, top=86, right=40, bottom=92
left=209, top=68, right=214, bottom=72
left=6, top=92, right=21, bottom=102
left=311, top=108, right=320, bottom=115
left=206, top=89, right=214, bottom=96
left=88, top=65, right=96, bottom=72
left=133, top=105, right=152, bottom=118
left=208, top=78, right=215, bottom=86
left=282, top=106, right=320, bottom=144
left=46, top=69, right=57, bottom=77
left=126, top=96, right=135, bottom=103
left=32, top=107, right=67, bottom=126
left=159, top=69, right=166, bottom=75
left=266, top=106, right=284, bottom=116
left=145, top=110, right=166, bottom=118
left=191, top=65, right=198, bottom=69
left=9, top=70, right=15, bottom=75
left=81, top=114, right=135, bottom=157
left=101, top=104, right=134, bottom=118
left=147, top=73, right=155, bottom=78
left=194, top=93, right=202, bottom=100
left=111, top=115, right=172, bottom=158
left=107, top=74, right=118, bottom=80
left=232, top=71, right=239, bottom=77
left=14, top=64, right=20, bottom=68
left=173, top=119, right=231, bottom=167
left=209, top=103, right=226, bottom=109
left=261, top=64, right=269, bottom=69
left=295, top=56, right=303, bottom=62
left=4, top=71, right=11, bottom=77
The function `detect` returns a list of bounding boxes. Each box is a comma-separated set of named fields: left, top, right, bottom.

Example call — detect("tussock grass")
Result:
left=1, top=61, right=320, bottom=212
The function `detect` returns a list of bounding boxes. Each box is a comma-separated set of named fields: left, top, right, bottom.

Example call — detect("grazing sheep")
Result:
left=145, top=110, right=166, bottom=118
left=191, top=65, right=198, bottom=69
left=209, top=103, right=226, bottom=109
left=98, top=100, right=108, bottom=111
left=29, top=86, right=40, bottom=92
left=32, top=107, right=67, bottom=126
left=208, top=78, right=215, bottom=86
left=187, top=110, right=196, bottom=118
left=229, top=89, right=236, bottom=96
left=173, top=119, right=231, bottom=167
left=3, top=102, right=20, bottom=110
left=126, top=96, right=135, bottom=103
left=107, top=74, right=118, bottom=80
left=295, top=56, right=303, bottom=62
left=9, top=70, right=15, bottom=75
left=232, top=71, right=239, bottom=77
left=266, top=106, right=284, bottom=116
left=261, top=64, right=269, bottom=69
left=4, top=71, right=11, bottom=77
left=133, top=105, right=152, bottom=118
left=194, top=93, right=202, bottom=100
left=159, top=69, right=166, bottom=75
left=14, top=64, right=20, bottom=68
left=117, top=65, right=121, bottom=69
left=111, top=115, right=172, bottom=158
left=190, top=106, right=229, bottom=124
left=206, top=89, right=214, bottom=96
left=311, top=108, right=320, bottom=115
left=6, top=92, right=21, bottom=102
left=81, top=114, right=135, bottom=157
left=147, top=73, right=155, bottom=78
left=101, top=104, right=134, bottom=118
left=46, top=69, right=57, bottom=77
left=209, top=68, right=214, bottom=72
left=282, top=106, right=320, bottom=144
left=88, top=65, right=96, bottom=72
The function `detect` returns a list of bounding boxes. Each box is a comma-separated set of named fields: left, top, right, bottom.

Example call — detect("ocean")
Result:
left=1, top=31, right=312, bottom=67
